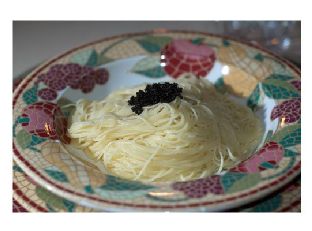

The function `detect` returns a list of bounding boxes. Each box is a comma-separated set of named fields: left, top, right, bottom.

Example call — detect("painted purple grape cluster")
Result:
left=36, top=63, right=109, bottom=100
left=271, top=98, right=301, bottom=123
left=172, top=176, right=224, bottom=198
left=37, top=88, right=57, bottom=101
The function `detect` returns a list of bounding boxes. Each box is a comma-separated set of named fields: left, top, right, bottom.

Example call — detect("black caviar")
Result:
left=128, top=82, right=183, bottom=115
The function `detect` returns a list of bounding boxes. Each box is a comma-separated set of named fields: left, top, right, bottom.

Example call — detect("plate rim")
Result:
left=12, top=29, right=301, bottom=210
left=13, top=147, right=300, bottom=210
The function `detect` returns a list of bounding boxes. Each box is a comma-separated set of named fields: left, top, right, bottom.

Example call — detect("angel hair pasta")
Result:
left=68, top=75, right=263, bottom=182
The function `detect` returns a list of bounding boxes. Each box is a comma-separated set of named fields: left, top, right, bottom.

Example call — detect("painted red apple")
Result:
left=162, top=39, right=216, bottom=78
left=21, top=102, right=70, bottom=144
left=230, top=142, right=284, bottom=173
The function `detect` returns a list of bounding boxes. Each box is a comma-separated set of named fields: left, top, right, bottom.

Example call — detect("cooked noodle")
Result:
left=68, top=75, right=263, bottom=182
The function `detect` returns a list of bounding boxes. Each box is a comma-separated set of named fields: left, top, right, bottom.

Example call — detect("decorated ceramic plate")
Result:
left=13, top=30, right=301, bottom=211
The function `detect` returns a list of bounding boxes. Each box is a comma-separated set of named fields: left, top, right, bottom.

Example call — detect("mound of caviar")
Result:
left=128, top=82, right=183, bottom=115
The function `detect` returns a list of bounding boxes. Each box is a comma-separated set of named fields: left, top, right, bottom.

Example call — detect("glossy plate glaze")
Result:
left=13, top=161, right=301, bottom=212
left=13, top=30, right=301, bottom=211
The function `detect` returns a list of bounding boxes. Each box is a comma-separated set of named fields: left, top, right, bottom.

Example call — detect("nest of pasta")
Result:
left=68, top=75, right=263, bottom=182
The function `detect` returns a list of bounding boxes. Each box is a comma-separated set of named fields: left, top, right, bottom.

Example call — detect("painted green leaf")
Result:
left=16, top=130, right=32, bottom=149
left=131, top=56, right=166, bottom=78
left=132, top=56, right=160, bottom=71
left=266, top=74, right=294, bottom=81
left=136, top=36, right=172, bottom=53
left=45, top=169, right=69, bottom=182
left=70, top=49, right=98, bottom=67
left=191, top=37, right=205, bottom=45
left=284, top=149, right=299, bottom=157
left=63, top=199, right=76, bottom=212
left=278, top=129, right=301, bottom=148
left=272, top=124, right=301, bottom=147
left=16, top=129, right=46, bottom=149
left=262, top=79, right=300, bottom=99
left=272, top=124, right=300, bottom=142
left=250, top=194, right=282, bottom=212
left=13, top=165, right=24, bottom=173
left=86, top=50, right=98, bottom=66
left=98, top=54, right=115, bottom=65
left=36, top=186, right=65, bottom=210
left=135, top=66, right=166, bottom=78
left=17, top=116, right=30, bottom=124
left=99, top=175, right=154, bottom=191
left=15, top=129, right=46, bottom=149
left=223, top=39, right=230, bottom=47
left=36, top=186, right=75, bottom=212
left=224, top=173, right=261, bottom=193
left=247, top=84, right=261, bottom=110
left=28, top=146, right=40, bottom=152
left=221, top=172, right=246, bottom=192
left=30, top=135, right=47, bottom=146
left=13, top=116, right=29, bottom=137
left=260, top=161, right=276, bottom=169
left=84, top=185, right=94, bottom=194
left=22, top=85, right=38, bottom=105
left=214, top=77, right=226, bottom=94
left=254, top=53, right=264, bottom=62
